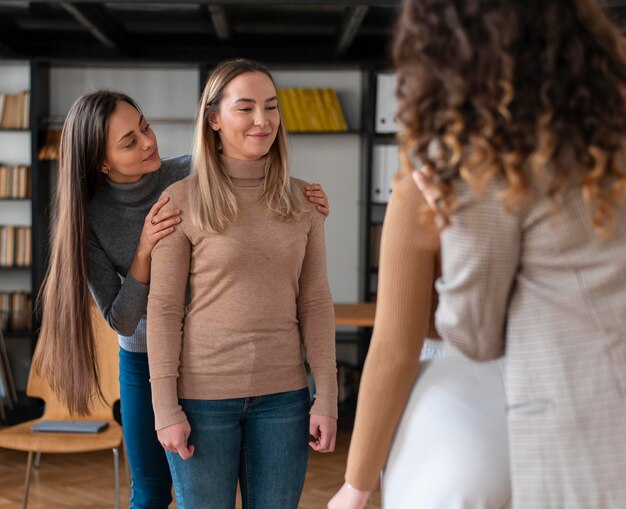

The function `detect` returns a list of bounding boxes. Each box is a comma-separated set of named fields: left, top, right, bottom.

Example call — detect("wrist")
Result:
left=345, top=482, right=370, bottom=494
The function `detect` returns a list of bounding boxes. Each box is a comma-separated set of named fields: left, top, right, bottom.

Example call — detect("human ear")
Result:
left=208, top=111, right=220, bottom=131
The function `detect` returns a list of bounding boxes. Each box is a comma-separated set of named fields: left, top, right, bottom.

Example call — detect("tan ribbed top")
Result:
left=345, top=174, right=440, bottom=490
left=147, top=155, right=337, bottom=430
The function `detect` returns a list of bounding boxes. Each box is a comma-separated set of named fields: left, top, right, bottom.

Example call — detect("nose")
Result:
left=141, top=131, right=154, bottom=150
left=254, top=109, right=267, bottom=127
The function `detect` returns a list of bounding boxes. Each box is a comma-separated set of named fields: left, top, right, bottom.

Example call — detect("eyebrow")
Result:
left=233, top=96, right=279, bottom=104
left=117, top=115, right=146, bottom=143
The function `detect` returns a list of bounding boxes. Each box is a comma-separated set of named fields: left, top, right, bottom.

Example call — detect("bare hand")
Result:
left=157, top=419, right=195, bottom=460
left=309, top=414, right=337, bottom=453
left=305, top=183, right=330, bottom=217
left=412, top=169, right=441, bottom=211
left=328, top=482, right=372, bottom=509
left=137, top=195, right=182, bottom=258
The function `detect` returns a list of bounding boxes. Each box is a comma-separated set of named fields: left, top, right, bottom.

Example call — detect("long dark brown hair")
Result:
left=34, top=91, right=141, bottom=415
left=394, top=0, right=626, bottom=235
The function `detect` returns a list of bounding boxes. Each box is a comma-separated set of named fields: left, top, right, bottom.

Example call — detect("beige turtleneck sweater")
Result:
left=147, top=155, right=337, bottom=430
left=345, top=174, right=440, bottom=490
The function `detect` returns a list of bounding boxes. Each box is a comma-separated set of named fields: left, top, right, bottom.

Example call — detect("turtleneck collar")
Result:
left=221, top=154, right=266, bottom=187
left=103, top=167, right=162, bottom=206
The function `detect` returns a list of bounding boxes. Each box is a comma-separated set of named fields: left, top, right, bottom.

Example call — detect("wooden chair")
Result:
left=0, top=306, right=126, bottom=509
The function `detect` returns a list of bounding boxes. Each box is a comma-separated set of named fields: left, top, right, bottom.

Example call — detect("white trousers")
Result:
left=383, top=350, right=511, bottom=509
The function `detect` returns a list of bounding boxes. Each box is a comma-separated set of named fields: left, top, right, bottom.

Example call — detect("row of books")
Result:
left=277, top=88, right=348, bottom=132
left=0, top=328, right=18, bottom=420
left=0, top=165, right=31, bottom=198
left=0, top=292, right=31, bottom=332
left=0, top=226, right=32, bottom=267
left=37, top=129, right=61, bottom=161
left=0, top=91, right=30, bottom=129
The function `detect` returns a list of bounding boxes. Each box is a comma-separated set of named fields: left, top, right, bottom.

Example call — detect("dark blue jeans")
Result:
left=119, top=348, right=173, bottom=509
left=166, top=388, right=311, bottom=509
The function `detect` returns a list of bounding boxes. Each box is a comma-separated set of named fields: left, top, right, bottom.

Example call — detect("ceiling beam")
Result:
left=19, top=0, right=400, bottom=6
left=60, top=3, right=128, bottom=51
left=336, top=5, right=368, bottom=54
left=207, top=5, right=231, bottom=40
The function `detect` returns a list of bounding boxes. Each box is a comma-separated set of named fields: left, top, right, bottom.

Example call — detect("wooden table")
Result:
left=333, top=303, right=376, bottom=368
left=334, top=303, right=376, bottom=327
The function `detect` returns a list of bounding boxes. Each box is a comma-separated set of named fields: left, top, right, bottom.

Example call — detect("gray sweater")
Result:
left=87, top=155, right=191, bottom=352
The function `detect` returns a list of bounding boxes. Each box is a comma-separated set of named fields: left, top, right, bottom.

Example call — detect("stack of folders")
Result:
left=0, top=329, right=18, bottom=421
left=371, top=145, right=401, bottom=204
left=276, top=88, right=348, bottom=132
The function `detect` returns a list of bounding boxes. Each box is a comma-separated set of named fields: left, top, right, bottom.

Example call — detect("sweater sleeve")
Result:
left=146, top=191, right=190, bottom=430
left=88, top=227, right=149, bottom=336
left=297, top=208, right=338, bottom=419
left=345, top=175, right=440, bottom=490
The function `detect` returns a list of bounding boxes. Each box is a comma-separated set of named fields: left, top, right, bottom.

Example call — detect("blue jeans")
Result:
left=119, top=348, right=173, bottom=509
left=166, top=388, right=310, bottom=509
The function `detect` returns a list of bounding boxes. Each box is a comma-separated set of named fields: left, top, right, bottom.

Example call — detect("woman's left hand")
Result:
left=309, top=414, right=337, bottom=452
left=305, top=183, right=330, bottom=217
left=412, top=169, right=441, bottom=210
left=328, top=482, right=372, bottom=509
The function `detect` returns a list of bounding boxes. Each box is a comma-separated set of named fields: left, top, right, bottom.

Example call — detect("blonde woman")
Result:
left=147, top=59, right=338, bottom=509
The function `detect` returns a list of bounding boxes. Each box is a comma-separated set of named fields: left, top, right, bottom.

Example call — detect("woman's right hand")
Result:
left=137, top=195, right=181, bottom=258
left=157, top=419, right=195, bottom=460
left=327, top=482, right=372, bottom=509
left=130, top=195, right=181, bottom=283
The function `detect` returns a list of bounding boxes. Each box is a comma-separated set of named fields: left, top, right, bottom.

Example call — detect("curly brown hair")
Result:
left=394, top=0, right=626, bottom=235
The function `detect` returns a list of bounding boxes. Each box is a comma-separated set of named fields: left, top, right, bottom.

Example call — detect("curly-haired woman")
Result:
left=331, top=0, right=626, bottom=508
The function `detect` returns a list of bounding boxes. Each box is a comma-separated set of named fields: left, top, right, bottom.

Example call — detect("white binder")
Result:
left=375, top=73, right=400, bottom=133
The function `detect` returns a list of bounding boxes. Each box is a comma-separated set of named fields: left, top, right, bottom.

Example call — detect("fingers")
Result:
left=177, top=443, right=195, bottom=460
left=412, top=169, right=441, bottom=210
left=157, top=421, right=195, bottom=461
left=309, top=417, right=337, bottom=453
left=147, top=195, right=170, bottom=222
left=149, top=207, right=181, bottom=227
left=305, top=184, right=330, bottom=217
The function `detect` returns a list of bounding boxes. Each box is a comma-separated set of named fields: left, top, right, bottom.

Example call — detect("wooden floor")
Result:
left=0, top=431, right=380, bottom=508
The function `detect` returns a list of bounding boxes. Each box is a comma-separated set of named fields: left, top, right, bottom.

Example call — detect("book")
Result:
left=32, top=420, right=110, bottom=434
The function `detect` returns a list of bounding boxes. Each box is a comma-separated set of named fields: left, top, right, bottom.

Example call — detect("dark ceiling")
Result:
left=2, top=1, right=626, bottom=66
left=0, top=1, right=402, bottom=65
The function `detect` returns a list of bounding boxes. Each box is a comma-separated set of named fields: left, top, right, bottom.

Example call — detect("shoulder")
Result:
left=161, top=175, right=193, bottom=208
left=290, top=177, right=316, bottom=214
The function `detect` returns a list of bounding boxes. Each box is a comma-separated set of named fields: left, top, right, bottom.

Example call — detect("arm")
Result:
left=88, top=229, right=150, bottom=337
left=88, top=196, right=181, bottom=336
left=343, top=176, right=439, bottom=492
left=146, top=192, right=190, bottom=430
left=296, top=209, right=338, bottom=422
left=435, top=179, right=520, bottom=360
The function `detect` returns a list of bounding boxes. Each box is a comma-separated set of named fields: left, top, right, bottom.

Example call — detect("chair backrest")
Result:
left=27, top=305, right=119, bottom=421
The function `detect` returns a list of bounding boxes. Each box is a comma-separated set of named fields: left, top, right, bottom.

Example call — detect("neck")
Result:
left=220, top=154, right=266, bottom=186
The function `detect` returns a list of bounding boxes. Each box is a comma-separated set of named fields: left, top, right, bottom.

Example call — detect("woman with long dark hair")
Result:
left=34, top=89, right=330, bottom=508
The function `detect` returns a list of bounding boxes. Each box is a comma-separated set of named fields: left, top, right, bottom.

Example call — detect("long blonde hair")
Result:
left=190, top=59, right=302, bottom=233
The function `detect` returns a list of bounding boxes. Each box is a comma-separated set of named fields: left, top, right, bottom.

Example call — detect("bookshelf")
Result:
left=0, top=61, right=38, bottom=421
left=362, top=70, right=400, bottom=302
